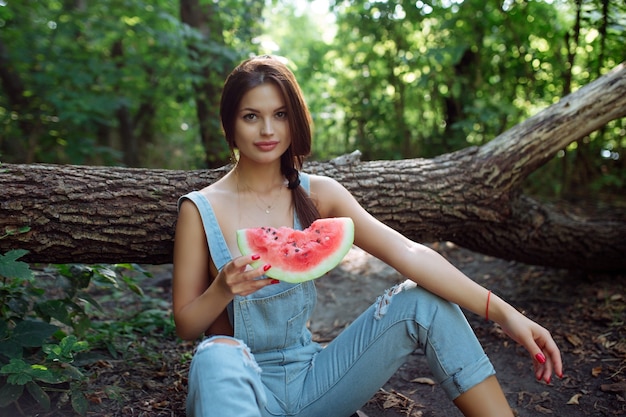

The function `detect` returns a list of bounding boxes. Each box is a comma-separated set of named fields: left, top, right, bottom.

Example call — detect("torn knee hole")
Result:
left=374, top=280, right=416, bottom=319
left=199, top=338, right=255, bottom=363
left=210, top=337, right=242, bottom=346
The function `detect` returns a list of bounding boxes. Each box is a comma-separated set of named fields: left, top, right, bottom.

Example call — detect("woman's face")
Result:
left=234, top=83, right=292, bottom=165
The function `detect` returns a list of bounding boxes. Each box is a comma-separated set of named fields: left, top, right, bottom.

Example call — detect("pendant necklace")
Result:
left=237, top=173, right=285, bottom=214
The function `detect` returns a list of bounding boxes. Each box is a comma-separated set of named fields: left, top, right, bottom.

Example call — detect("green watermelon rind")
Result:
left=236, top=217, right=355, bottom=283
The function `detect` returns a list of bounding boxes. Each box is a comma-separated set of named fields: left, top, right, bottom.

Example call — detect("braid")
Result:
left=282, top=154, right=319, bottom=229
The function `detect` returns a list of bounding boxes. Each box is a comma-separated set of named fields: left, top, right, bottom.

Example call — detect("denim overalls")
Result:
left=180, top=173, right=495, bottom=417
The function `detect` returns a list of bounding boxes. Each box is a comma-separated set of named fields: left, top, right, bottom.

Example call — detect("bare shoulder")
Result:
left=197, top=175, right=237, bottom=208
left=308, top=174, right=356, bottom=218
left=308, top=173, right=345, bottom=193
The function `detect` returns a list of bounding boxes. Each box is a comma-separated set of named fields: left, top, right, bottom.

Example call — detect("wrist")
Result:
left=485, top=292, right=516, bottom=324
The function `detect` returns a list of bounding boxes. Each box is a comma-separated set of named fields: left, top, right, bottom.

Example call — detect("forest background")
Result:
left=1, top=0, right=625, bottom=201
left=1, top=0, right=625, bottom=416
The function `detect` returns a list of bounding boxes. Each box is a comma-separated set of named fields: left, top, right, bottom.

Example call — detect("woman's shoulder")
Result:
left=307, top=173, right=343, bottom=191
left=178, top=177, right=236, bottom=219
left=306, top=173, right=353, bottom=217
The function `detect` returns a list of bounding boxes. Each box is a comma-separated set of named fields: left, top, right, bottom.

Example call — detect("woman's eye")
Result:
left=243, top=113, right=257, bottom=121
left=275, top=111, right=287, bottom=119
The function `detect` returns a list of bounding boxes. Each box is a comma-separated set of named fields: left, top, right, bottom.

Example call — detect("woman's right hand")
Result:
left=214, top=254, right=278, bottom=297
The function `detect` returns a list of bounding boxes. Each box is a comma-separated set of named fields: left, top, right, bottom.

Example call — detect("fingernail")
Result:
left=251, top=254, right=261, bottom=260
left=535, top=352, right=546, bottom=364
left=557, top=371, right=563, bottom=379
left=546, top=376, right=551, bottom=384
left=263, top=264, right=272, bottom=272
left=270, top=279, right=280, bottom=284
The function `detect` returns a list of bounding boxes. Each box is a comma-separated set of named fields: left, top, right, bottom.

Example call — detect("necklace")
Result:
left=237, top=174, right=285, bottom=214
left=253, top=185, right=282, bottom=214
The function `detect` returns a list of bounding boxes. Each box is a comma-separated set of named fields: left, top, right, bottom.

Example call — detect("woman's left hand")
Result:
left=499, top=310, right=563, bottom=383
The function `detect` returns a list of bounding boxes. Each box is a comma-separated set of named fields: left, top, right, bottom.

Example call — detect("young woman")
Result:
left=173, top=55, right=563, bottom=417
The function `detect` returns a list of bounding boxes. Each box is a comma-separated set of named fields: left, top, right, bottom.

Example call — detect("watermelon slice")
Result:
left=236, top=217, right=354, bottom=283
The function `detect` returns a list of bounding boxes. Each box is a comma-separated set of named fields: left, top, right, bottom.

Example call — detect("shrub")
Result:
left=0, top=234, right=159, bottom=415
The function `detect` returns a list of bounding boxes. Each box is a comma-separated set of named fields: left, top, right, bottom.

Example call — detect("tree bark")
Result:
left=179, top=0, right=232, bottom=167
left=1, top=63, right=625, bottom=271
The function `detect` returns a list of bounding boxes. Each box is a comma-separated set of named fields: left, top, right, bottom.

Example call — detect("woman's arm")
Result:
left=172, top=200, right=231, bottom=340
left=172, top=200, right=278, bottom=340
left=313, top=175, right=563, bottom=381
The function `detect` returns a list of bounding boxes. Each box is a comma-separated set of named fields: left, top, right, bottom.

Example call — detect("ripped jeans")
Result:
left=186, top=281, right=495, bottom=417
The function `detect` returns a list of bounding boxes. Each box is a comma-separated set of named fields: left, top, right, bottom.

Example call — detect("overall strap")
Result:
left=177, top=191, right=232, bottom=272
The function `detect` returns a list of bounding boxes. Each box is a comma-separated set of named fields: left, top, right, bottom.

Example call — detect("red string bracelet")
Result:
left=485, top=290, right=492, bottom=322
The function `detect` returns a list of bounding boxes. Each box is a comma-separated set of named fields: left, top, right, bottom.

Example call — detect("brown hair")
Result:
left=220, top=55, right=320, bottom=228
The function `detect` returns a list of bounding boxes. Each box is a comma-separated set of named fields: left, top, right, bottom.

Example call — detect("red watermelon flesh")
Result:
left=236, top=217, right=354, bottom=283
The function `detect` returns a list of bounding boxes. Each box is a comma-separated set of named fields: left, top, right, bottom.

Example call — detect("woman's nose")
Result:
left=261, top=120, right=274, bottom=135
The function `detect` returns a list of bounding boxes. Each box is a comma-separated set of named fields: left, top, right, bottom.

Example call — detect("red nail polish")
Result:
left=251, top=254, right=261, bottom=261
left=263, top=264, right=271, bottom=272
left=535, top=352, right=546, bottom=364
left=546, top=376, right=551, bottom=384
left=270, top=279, right=280, bottom=284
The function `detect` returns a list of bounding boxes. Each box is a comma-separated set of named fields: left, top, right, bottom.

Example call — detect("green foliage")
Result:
left=272, top=0, right=624, bottom=199
left=0, top=237, right=172, bottom=414
left=1, top=0, right=625, bottom=195
left=0, top=249, right=88, bottom=414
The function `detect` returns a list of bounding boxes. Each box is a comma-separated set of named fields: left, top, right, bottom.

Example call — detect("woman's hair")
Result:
left=220, top=55, right=320, bottom=228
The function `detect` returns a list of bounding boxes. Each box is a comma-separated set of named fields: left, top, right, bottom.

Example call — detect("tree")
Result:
left=179, top=0, right=265, bottom=167
left=1, top=63, right=625, bottom=271
left=0, top=0, right=196, bottom=167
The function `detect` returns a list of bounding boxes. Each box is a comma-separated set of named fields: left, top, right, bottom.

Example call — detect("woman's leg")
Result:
left=186, top=337, right=267, bottom=417
left=453, top=375, right=514, bottom=417
left=296, top=280, right=511, bottom=417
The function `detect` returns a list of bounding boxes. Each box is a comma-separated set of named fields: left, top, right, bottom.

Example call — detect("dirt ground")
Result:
left=5, top=242, right=625, bottom=416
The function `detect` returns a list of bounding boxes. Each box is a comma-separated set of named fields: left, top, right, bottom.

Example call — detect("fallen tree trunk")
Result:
left=1, top=63, right=625, bottom=271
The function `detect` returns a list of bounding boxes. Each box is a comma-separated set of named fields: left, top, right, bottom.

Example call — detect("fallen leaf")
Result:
left=565, top=333, right=583, bottom=347
left=410, top=377, right=436, bottom=386
left=591, top=366, right=602, bottom=377
left=600, top=382, right=626, bottom=394
left=382, top=397, right=402, bottom=409
left=567, top=393, right=583, bottom=405
left=534, top=404, right=553, bottom=414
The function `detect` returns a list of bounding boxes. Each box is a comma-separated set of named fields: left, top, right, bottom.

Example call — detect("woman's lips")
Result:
left=255, top=141, right=279, bottom=152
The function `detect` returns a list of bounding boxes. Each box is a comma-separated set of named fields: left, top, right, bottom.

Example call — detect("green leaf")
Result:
left=26, top=381, right=51, bottom=410
left=0, top=340, right=23, bottom=361
left=7, top=372, right=31, bottom=385
left=0, top=382, right=23, bottom=407
left=62, top=363, right=84, bottom=381
left=73, top=314, right=92, bottom=338
left=29, top=364, right=61, bottom=384
left=0, top=358, right=30, bottom=375
left=76, top=291, right=104, bottom=312
left=36, top=299, right=72, bottom=326
left=93, top=265, right=119, bottom=286
left=121, top=275, right=144, bottom=296
left=43, top=335, right=89, bottom=363
left=0, top=360, right=61, bottom=386
left=0, top=320, right=8, bottom=338
left=13, top=320, right=59, bottom=347
left=0, top=250, right=32, bottom=280
left=71, top=388, right=89, bottom=416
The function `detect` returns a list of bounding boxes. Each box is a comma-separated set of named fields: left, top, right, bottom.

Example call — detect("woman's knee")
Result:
left=373, top=280, right=462, bottom=321
left=191, top=337, right=260, bottom=373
